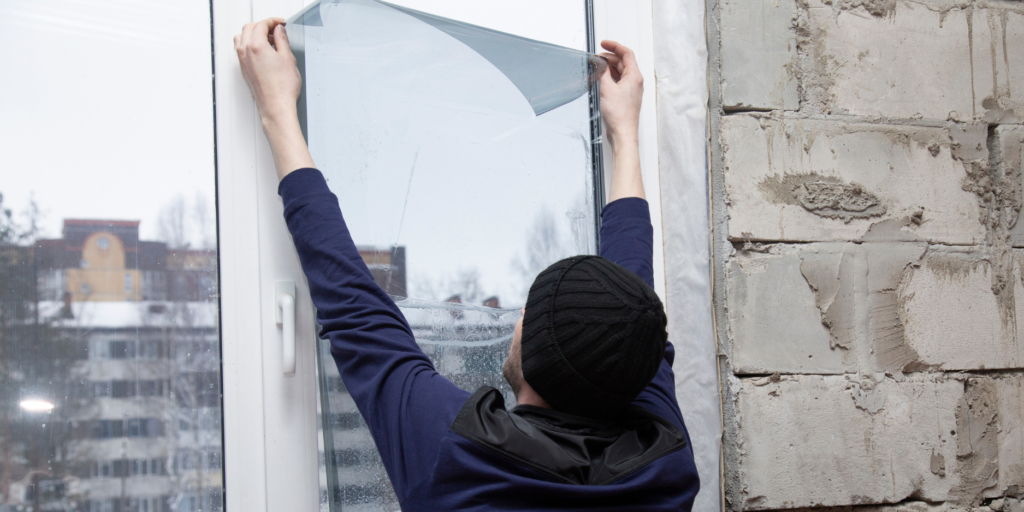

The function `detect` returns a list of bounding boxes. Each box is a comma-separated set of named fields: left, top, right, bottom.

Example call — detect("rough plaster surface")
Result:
left=898, top=247, right=1024, bottom=371
left=734, top=374, right=961, bottom=509
left=798, top=242, right=930, bottom=373
left=720, top=0, right=799, bottom=111
left=723, top=115, right=986, bottom=245
left=730, top=243, right=1024, bottom=375
left=953, top=374, right=1024, bottom=505
left=993, top=374, right=1024, bottom=500
left=727, top=247, right=850, bottom=374
left=801, top=0, right=1023, bottom=122
left=711, top=0, right=1024, bottom=510
left=997, top=126, right=1024, bottom=247
left=785, top=502, right=1004, bottom=512
left=970, top=5, right=1024, bottom=124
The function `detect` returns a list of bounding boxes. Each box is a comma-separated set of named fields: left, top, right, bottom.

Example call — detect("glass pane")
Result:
left=0, top=1, right=222, bottom=511
left=290, top=1, right=602, bottom=510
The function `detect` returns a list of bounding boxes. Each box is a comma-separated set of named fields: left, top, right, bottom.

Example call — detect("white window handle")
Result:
left=276, top=280, right=296, bottom=375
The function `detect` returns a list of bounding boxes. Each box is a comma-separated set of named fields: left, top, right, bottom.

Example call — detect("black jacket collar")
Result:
left=450, top=387, right=687, bottom=486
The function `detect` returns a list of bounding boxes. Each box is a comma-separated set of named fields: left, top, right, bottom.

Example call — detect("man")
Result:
left=235, top=16, right=699, bottom=511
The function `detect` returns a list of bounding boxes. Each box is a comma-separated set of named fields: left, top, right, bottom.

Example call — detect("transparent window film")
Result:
left=0, top=0, right=222, bottom=510
left=288, top=1, right=604, bottom=509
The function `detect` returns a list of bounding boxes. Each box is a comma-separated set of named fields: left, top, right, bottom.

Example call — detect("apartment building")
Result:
left=2, top=219, right=220, bottom=512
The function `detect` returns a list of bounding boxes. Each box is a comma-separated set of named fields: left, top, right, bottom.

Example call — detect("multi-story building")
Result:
left=5, top=219, right=509, bottom=512
left=2, top=219, right=220, bottom=512
left=34, top=220, right=216, bottom=304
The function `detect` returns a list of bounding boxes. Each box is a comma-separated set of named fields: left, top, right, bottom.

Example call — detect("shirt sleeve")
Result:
left=598, top=197, right=684, bottom=428
left=278, top=169, right=470, bottom=499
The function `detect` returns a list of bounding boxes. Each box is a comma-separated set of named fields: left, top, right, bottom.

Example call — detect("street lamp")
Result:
left=19, top=399, right=55, bottom=413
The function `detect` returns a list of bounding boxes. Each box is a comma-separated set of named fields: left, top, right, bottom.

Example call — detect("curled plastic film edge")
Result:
left=286, top=0, right=605, bottom=121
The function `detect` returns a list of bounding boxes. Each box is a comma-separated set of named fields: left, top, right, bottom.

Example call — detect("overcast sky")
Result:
left=0, top=0, right=216, bottom=243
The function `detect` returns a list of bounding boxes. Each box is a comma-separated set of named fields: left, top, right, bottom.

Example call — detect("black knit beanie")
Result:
left=520, top=255, right=668, bottom=418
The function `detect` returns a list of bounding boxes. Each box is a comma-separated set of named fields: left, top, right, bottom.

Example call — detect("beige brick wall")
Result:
left=709, top=0, right=1024, bottom=509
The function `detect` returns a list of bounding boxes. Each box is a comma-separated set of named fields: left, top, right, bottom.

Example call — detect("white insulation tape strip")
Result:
left=653, top=1, right=721, bottom=511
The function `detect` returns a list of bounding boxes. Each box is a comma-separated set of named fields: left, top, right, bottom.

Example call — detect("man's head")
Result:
left=503, top=256, right=667, bottom=417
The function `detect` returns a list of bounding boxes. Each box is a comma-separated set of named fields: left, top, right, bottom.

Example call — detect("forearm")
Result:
left=607, top=128, right=644, bottom=202
left=279, top=170, right=434, bottom=405
left=279, top=170, right=414, bottom=349
left=262, top=108, right=315, bottom=181
left=279, top=170, right=468, bottom=498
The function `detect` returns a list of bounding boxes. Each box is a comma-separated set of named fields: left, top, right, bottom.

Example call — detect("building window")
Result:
left=87, top=496, right=169, bottom=512
left=83, top=379, right=165, bottom=398
left=125, top=272, right=133, bottom=292
left=111, top=380, right=136, bottom=398
left=88, top=339, right=110, bottom=360
left=110, top=340, right=136, bottom=359
left=90, top=458, right=168, bottom=479
left=97, top=236, right=110, bottom=250
left=139, top=380, right=164, bottom=397
left=91, top=418, right=164, bottom=439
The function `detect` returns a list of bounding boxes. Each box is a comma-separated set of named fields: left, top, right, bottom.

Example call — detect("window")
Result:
left=0, top=1, right=223, bottom=510
left=290, top=1, right=603, bottom=508
left=112, top=380, right=136, bottom=398
left=90, top=457, right=167, bottom=479
left=139, top=340, right=165, bottom=359
left=110, top=340, right=136, bottom=359
left=88, top=497, right=170, bottom=512
left=139, top=380, right=164, bottom=397
left=91, top=419, right=164, bottom=439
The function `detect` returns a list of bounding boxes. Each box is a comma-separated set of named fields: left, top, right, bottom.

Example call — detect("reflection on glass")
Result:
left=0, top=0, right=221, bottom=510
left=290, top=1, right=602, bottom=510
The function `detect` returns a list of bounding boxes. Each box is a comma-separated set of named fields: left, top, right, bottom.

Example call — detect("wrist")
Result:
left=609, top=129, right=639, bottom=154
left=607, top=120, right=639, bottom=144
left=258, top=106, right=314, bottom=181
left=259, top=103, right=300, bottom=133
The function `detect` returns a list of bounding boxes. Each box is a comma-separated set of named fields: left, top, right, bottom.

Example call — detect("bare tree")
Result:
left=191, top=193, right=214, bottom=251
left=409, top=268, right=486, bottom=305
left=0, top=192, right=81, bottom=509
left=155, top=192, right=221, bottom=510
left=515, top=207, right=571, bottom=279
left=158, top=196, right=189, bottom=250
left=508, top=207, right=573, bottom=302
left=158, top=192, right=215, bottom=251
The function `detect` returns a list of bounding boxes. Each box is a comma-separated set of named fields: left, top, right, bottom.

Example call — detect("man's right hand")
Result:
left=597, top=40, right=646, bottom=202
left=234, top=18, right=314, bottom=180
left=597, top=40, right=644, bottom=146
left=234, top=18, right=302, bottom=129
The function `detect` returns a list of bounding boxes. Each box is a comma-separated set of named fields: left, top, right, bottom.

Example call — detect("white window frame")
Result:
left=213, top=1, right=665, bottom=510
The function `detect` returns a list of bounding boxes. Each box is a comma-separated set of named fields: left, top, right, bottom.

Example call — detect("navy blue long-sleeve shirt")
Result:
left=280, top=168, right=699, bottom=511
